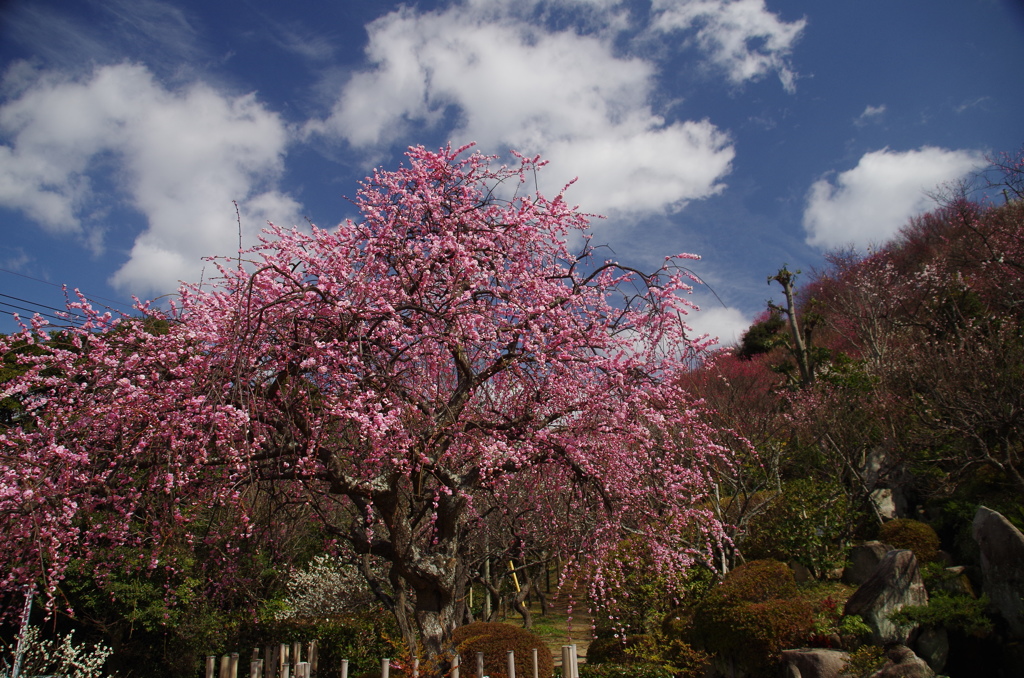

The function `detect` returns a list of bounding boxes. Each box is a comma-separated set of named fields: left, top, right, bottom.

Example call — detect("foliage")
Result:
left=688, top=560, right=815, bottom=676
left=877, top=519, right=941, bottom=563
left=0, top=626, right=113, bottom=678
left=888, top=593, right=993, bottom=635
left=575, top=662, right=678, bottom=678
left=275, top=554, right=380, bottom=621
left=450, top=622, right=553, bottom=678
left=839, top=645, right=886, bottom=678
left=0, top=145, right=737, bottom=666
left=742, top=478, right=852, bottom=578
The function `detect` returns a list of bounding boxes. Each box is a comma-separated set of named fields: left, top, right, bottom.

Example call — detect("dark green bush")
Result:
left=689, top=560, right=815, bottom=677
left=585, top=636, right=647, bottom=665
left=451, top=622, right=553, bottom=678
left=576, top=663, right=676, bottom=678
left=877, top=518, right=940, bottom=563
left=888, top=593, right=993, bottom=635
left=742, top=479, right=853, bottom=578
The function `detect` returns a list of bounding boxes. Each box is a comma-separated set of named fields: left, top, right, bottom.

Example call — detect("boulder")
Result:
left=912, top=626, right=948, bottom=674
left=779, top=648, right=849, bottom=678
left=843, top=550, right=928, bottom=644
left=870, top=489, right=898, bottom=521
left=972, top=505, right=1024, bottom=637
left=842, top=541, right=892, bottom=586
left=869, top=645, right=934, bottom=678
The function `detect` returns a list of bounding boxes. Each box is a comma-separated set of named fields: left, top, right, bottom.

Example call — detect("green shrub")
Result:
left=742, top=479, right=853, bottom=578
left=689, top=560, right=815, bottom=677
left=888, top=593, right=993, bottom=635
left=839, top=645, right=885, bottom=678
left=451, top=622, right=554, bottom=678
left=877, top=518, right=941, bottom=563
left=586, top=636, right=646, bottom=665
left=576, top=663, right=676, bottom=678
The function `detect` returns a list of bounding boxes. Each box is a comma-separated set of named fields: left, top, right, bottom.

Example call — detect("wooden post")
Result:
left=230, top=653, right=240, bottom=678
left=507, top=651, right=515, bottom=678
left=206, top=656, right=216, bottom=678
left=340, top=659, right=349, bottom=678
left=452, top=654, right=459, bottom=678
left=309, top=640, right=319, bottom=676
left=264, top=646, right=274, bottom=678
left=250, top=659, right=263, bottom=678
left=569, top=645, right=578, bottom=678
left=560, top=647, right=570, bottom=678
left=279, top=643, right=289, bottom=678
left=295, top=662, right=310, bottom=678
left=532, top=649, right=538, bottom=678
left=381, top=658, right=391, bottom=678
left=219, top=655, right=230, bottom=678
left=293, top=642, right=303, bottom=666
left=413, top=658, right=419, bottom=678
left=476, top=651, right=484, bottom=678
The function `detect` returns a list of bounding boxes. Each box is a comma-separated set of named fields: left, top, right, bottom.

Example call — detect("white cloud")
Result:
left=650, top=0, right=806, bottom=92
left=0, top=62, right=301, bottom=298
left=802, top=147, right=985, bottom=250
left=306, top=1, right=748, bottom=216
left=686, top=303, right=751, bottom=348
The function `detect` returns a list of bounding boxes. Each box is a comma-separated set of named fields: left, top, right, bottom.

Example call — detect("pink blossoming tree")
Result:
left=0, top=145, right=734, bottom=666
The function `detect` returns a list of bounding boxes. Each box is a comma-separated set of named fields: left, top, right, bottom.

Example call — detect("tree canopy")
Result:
left=0, top=145, right=734, bottom=666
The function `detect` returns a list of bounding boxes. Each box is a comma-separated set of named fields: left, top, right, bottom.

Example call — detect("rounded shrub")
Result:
left=877, top=518, right=940, bottom=563
left=689, top=560, right=815, bottom=678
left=451, top=622, right=554, bottom=678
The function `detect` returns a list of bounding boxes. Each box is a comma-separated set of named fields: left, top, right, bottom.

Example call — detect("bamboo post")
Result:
left=340, top=659, right=349, bottom=678
left=452, top=654, right=459, bottom=678
left=250, top=659, right=263, bottom=678
left=206, top=656, right=216, bottom=678
left=476, top=651, right=484, bottom=678
left=310, top=640, right=319, bottom=676
left=280, top=643, right=289, bottom=678
left=219, top=655, right=230, bottom=678
left=531, top=649, right=538, bottom=678
left=381, top=658, right=391, bottom=678
left=293, top=642, right=303, bottom=666
left=507, top=651, right=515, bottom=678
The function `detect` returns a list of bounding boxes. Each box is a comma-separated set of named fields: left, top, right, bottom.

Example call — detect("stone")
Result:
left=779, top=648, right=849, bottom=678
left=929, top=565, right=976, bottom=599
left=843, top=549, right=928, bottom=645
left=912, top=627, right=948, bottom=674
left=972, top=505, right=1024, bottom=637
left=870, top=488, right=897, bottom=520
left=869, top=645, right=934, bottom=678
left=842, top=541, right=893, bottom=587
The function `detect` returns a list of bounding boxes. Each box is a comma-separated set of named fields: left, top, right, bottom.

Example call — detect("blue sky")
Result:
left=1, top=0, right=1022, bottom=344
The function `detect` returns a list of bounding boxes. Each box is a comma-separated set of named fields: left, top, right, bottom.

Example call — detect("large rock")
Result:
left=869, top=645, right=934, bottom=678
left=843, top=549, right=928, bottom=644
left=842, top=541, right=892, bottom=586
left=912, top=626, right=948, bottom=674
left=779, top=648, right=849, bottom=678
left=973, top=505, right=1024, bottom=637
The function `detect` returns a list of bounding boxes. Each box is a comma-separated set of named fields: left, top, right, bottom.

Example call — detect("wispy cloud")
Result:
left=649, top=0, right=806, bottom=92
left=854, top=103, right=886, bottom=126
left=2, top=0, right=204, bottom=75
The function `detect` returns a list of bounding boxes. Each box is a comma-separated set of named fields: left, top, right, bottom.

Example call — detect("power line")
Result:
left=0, top=267, right=133, bottom=310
